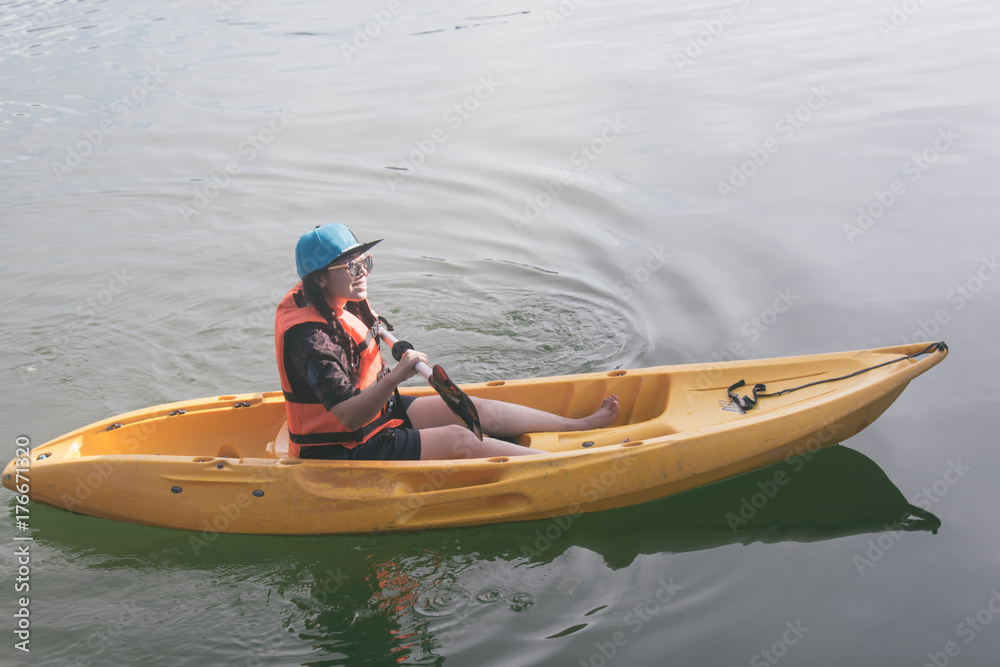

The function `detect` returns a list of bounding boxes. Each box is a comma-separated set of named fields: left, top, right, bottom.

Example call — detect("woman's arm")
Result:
left=327, top=349, right=427, bottom=430
left=287, top=324, right=429, bottom=431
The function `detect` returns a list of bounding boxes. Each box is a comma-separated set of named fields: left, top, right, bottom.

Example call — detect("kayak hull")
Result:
left=2, top=342, right=947, bottom=535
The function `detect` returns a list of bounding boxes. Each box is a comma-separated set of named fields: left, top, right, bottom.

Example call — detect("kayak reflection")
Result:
left=555, top=442, right=940, bottom=569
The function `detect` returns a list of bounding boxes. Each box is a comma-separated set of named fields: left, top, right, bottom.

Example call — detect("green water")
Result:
left=2, top=0, right=999, bottom=665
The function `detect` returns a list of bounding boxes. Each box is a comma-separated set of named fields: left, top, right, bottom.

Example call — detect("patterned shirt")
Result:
left=284, top=322, right=358, bottom=410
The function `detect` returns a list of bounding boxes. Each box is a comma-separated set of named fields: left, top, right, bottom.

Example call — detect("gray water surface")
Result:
left=2, top=0, right=999, bottom=665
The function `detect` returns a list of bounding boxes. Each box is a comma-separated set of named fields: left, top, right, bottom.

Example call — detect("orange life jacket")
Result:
left=274, top=284, right=402, bottom=456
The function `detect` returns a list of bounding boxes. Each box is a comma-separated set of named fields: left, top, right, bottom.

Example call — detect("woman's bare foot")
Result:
left=574, top=395, right=620, bottom=430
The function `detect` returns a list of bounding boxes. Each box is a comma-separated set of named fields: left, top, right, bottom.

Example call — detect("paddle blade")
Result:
left=430, top=365, right=483, bottom=440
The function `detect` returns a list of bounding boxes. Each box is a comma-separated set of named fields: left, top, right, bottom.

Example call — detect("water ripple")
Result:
left=379, top=260, right=652, bottom=381
left=412, top=585, right=473, bottom=617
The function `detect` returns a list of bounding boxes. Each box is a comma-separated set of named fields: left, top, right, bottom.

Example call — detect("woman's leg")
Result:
left=407, top=395, right=620, bottom=438
left=417, top=424, right=540, bottom=460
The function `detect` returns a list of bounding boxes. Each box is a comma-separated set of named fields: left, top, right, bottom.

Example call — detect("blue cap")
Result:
left=295, top=223, right=382, bottom=279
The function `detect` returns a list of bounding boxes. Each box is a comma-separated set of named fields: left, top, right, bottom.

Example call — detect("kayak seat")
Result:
left=265, top=421, right=290, bottom=459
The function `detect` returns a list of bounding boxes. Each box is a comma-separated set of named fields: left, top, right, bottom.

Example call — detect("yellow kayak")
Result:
left=3, top=342, right=946, bottom=535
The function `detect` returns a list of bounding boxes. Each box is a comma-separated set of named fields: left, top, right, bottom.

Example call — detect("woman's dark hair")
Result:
left=301, top=272, right=361, bottom=383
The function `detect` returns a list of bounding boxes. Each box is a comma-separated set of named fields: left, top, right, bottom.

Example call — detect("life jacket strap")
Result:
left=283, top=389, right=321, bottom=404
left=289, top=404, right=399, bottom=446
left=392, top=387, right=413, bottom=430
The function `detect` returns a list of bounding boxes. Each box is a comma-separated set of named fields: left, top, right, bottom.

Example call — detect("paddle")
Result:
left=377, top=326, right=483, bottom=440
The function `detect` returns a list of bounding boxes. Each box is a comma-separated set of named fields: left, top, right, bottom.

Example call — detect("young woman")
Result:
left=275, top=223, right=619, bottom=461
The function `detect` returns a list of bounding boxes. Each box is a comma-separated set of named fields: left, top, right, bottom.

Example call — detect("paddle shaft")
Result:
left=376, top=325, right=483, bottom=440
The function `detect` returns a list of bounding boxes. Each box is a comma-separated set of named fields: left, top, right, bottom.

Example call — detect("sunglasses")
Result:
left=326, top=254, right=373, bottom=278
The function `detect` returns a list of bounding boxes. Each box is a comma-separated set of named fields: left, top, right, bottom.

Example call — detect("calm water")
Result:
left=2, top=0, right=999, bottom=665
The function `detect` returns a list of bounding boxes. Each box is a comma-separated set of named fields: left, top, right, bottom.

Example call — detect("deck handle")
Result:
left=727, top=341, right=947, bottom=413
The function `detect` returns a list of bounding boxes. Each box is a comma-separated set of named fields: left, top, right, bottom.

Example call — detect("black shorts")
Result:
left=296, top=394, right=421, bottom=461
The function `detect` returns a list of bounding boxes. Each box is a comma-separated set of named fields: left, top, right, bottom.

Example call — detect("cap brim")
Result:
left=325, top=238, right=382, bottom=267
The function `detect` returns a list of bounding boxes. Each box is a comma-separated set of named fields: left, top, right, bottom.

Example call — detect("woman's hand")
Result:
left=392, top=349, right=430, bottom=382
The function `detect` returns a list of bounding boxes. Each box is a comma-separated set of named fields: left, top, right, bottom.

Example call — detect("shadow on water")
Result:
left=563, top=442, right=940, bottom=569
left=25, top=444, right=938, bottom=665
